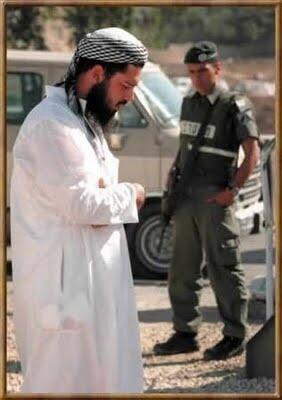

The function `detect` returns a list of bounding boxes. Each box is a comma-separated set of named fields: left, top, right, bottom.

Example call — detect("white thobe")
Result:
left=10, top=86, right=143, bottom=394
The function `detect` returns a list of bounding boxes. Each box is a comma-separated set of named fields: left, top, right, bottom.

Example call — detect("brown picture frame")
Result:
left=1, top=1, right=281, bottom=398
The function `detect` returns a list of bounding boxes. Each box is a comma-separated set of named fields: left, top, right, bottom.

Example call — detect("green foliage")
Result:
left=130, top=7, right=166, bottom=48
left=157, top=6, right=274, bottom=47
left=62, top=6, right=134, bottom=45
left=6, top=5, right=275, bottom=54
left=7, top=6, right=46, bottom=50
left=61, top=6, right=274, bottom=50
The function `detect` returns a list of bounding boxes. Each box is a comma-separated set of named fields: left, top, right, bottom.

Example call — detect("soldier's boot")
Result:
left=203, top=336, right=246, bottom=361
left=153, top=331, right=199, bottom=355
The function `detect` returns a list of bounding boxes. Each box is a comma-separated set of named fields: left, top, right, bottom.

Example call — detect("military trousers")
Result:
left=168, top=200, right=249, bottom=339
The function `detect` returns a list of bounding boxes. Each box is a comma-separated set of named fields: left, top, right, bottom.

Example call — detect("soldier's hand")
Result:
left=132, top=183, right=146, bottom=210
left=165, top=173, right=171, bottom=189
left=165, top=169, right=175, bottom=189
left=206, top=188, right=235, bottom=207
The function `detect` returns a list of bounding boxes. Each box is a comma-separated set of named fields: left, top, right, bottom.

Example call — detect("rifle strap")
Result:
left=178, top=96, right=218, bottom=187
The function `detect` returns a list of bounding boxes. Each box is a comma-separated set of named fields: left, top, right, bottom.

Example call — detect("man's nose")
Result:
left=124, top=89, right=134, bottom=102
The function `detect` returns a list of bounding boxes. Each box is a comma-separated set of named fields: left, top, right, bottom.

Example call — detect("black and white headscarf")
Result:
left=62, top=27, right=148, bottom=116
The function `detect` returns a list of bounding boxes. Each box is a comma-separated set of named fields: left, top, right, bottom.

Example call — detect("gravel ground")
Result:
left=141, top=323, right=274, bottom=393
left=6, top=280, right=275, bottom=394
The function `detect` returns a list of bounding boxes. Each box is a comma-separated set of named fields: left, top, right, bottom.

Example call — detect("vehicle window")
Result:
left=142, top=71, right=182, bottom=120
left=139, top=81, right=180, bottom=129
left=118, top=102, right=148, bottom=128
left=7, top=73, right=43, bottom=124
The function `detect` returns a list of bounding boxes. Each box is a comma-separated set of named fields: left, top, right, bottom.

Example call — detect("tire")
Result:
left=126, top=202, right=173, bottom=279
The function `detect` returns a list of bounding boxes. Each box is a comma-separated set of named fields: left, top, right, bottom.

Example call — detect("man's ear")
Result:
left=90, top=65, right=105, bottom=84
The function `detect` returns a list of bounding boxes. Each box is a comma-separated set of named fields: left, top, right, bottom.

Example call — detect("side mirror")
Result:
left=108, top=133, right=128, bottom=151
left=103, top=113, right=120, bottom=133
left=105, top=113, right=128, bottom=150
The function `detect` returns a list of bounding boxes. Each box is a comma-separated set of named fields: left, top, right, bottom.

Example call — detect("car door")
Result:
left=6, top=70, right=44, bottom=204
left=106, top=86, right=161, bottom=192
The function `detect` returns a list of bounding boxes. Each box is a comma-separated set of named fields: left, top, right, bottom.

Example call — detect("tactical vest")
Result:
left=179, top=91, right=240, bottom=187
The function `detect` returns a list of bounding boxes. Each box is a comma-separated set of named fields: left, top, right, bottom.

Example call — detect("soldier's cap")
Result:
left=184, top=41, right=219, bottom=64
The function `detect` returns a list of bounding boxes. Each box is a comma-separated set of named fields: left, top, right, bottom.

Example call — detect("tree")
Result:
left=6, top=5, right=275, bottom=54
left=158, top=6, right=274, bottom=47
left=7, top=6, right=46, bottom=49
left=130, top=7, right=166, bottom=48
left=62, top=6, right=134, bottom=45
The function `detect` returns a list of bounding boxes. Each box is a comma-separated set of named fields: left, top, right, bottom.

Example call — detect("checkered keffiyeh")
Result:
left=63, top=27, right=148, bottom=116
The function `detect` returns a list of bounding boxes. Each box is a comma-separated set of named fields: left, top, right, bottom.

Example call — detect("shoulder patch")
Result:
left=233, top=94, right=252, bottom=113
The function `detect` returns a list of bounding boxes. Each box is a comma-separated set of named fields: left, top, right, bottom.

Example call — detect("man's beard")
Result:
left=85, top=80, right=126, bottom=128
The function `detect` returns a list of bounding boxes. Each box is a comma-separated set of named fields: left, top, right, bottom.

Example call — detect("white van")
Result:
left=7, top=50, right=263, bottom=278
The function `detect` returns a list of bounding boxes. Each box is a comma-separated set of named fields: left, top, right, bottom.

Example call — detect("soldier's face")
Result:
left=187, top=62, right=221, bottom=95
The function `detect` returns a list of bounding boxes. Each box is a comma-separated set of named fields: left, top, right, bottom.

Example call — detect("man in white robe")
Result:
left=10, top=27, right=148, bottom=394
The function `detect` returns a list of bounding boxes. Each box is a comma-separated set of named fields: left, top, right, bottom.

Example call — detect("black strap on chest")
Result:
left=177, top=96, right=218, bottom=188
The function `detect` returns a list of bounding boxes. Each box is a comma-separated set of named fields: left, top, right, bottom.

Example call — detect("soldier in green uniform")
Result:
left=154, top=41, right=260, bottom=360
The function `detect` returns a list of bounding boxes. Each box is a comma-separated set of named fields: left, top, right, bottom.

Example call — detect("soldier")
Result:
left=154, top=41, right=260, bottom=360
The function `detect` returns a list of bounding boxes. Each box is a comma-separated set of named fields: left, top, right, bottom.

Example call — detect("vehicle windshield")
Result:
left=141, top=70, right=182, bottom=127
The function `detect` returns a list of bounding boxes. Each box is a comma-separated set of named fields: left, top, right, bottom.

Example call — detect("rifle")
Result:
left=157, top=158, right=181, bottom=253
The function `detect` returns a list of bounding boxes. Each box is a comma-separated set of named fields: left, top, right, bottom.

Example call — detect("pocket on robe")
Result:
left=33, top=240, right=92, bottom=332
left=22, top=327, right=106, bottom=394
left=39, top=291, right=92, bottom=331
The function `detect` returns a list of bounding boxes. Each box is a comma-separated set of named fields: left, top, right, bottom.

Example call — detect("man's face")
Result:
left=86, top=64, right=142, bottom=127
left=187, top=62, right=220, bottom=95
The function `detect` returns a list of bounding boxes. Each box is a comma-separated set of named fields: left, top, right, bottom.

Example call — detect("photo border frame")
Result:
left=1, top=1, right=281, bottom=398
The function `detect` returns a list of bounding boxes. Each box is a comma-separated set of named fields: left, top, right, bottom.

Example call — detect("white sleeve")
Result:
left=24, top=119, right=139, bottom=225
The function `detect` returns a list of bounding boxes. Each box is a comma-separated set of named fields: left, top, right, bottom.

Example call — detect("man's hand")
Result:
left=206, top=188, right=236, bottom=207
left=92, top=177, right=108, bottom=228
left=132, top=183, right=145, bottom=210
left=98, top=177, right=107, bottom=188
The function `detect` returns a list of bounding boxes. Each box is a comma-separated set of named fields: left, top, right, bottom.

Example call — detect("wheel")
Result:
left=126, top=202, right=173, bottom=279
